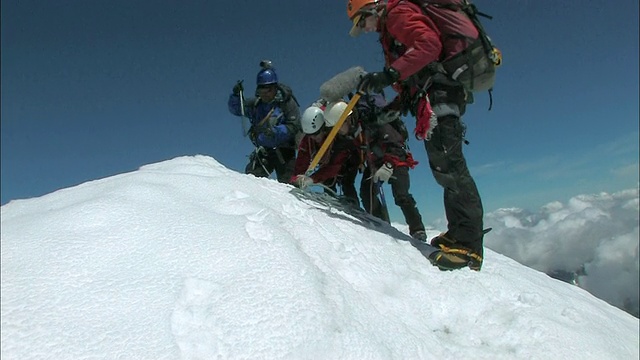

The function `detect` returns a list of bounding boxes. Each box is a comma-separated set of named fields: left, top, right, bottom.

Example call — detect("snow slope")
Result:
left=2, top=155, right=638, bottom=359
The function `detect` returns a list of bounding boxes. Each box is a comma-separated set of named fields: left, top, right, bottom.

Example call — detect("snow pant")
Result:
left=424, top=114, right=484, bottom=255
left=245, top=147, right=296, bottom=184
left=338, top=166, right=359, bottom=207
left=360, top=166, right=425, bottom=235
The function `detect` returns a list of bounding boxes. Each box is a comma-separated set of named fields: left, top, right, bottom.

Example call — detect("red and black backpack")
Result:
left=389, top=0, right=501, bottom=93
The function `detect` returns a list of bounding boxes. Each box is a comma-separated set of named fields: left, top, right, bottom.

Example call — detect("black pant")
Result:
left=338, top=166, right=359, bottom=206
left=245, top=147, right=296, bottom=184
left=360, top=166, right=425, bottom=235
left=322, top=166, right=359, bottom=207
left=424, top=115, right=484, bottom=255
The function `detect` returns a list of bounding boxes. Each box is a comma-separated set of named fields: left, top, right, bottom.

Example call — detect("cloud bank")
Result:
left=484, top=188, right=639, bottom=317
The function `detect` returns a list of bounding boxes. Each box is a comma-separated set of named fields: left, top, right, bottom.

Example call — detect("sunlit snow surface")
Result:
left=2, top=156, right=638, bottom=359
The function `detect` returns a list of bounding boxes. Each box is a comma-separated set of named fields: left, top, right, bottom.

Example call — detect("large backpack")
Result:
left=405, top=0, right=501, bottom=92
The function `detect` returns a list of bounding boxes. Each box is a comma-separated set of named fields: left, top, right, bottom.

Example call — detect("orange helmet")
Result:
left=346, top=0, right=378, bottom=20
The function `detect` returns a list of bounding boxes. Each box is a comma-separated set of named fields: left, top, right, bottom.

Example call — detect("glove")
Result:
left=373, top=163, right=394, bottom=183
left=249, top=126, right=270, bottom=145
left=256, top=125, right=288, bottom=148
left=294, top=175, right=315, bottom=189
left=359, top=68, right=400, bottom=94
left=232, top=80, right=244, bottom=95
left=256, top=132, right=274, bottom=148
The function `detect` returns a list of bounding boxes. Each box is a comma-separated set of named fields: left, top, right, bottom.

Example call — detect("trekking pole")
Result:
left=256, top=150, right=271, bottom=177
left=238, top=80, right=249, bottom=137
left=376, top=181, right=391, bottom=223
left=305, top=91, right=362, bottom=177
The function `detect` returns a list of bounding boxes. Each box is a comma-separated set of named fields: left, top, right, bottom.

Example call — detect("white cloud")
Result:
left=612, top=162, right=640, bottom=178
left=485, top=188, right=640, bottom=316
left=471, top=160, right=508, bottom=175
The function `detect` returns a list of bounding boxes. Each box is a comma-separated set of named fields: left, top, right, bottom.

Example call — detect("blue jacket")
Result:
left=228, top=83, right=301, bottom=149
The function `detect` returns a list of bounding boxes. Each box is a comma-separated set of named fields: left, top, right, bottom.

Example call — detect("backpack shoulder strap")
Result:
left=277, top=83, right=300, bottom=108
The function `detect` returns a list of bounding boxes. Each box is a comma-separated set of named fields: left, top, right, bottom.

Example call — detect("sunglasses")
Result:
left=257, top=85, right=276, bottom=94
left=355, top=7, right=377, bottom=28
left=310, top=126, right=327, bottom=137
left=356, top=14, right=369, bottom=28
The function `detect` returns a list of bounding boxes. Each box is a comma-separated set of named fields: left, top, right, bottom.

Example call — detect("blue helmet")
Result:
left=256, top=68, right=278, bottom=86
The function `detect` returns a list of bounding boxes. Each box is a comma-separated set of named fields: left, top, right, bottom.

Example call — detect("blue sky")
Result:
left=2, top=0, right=638, bottom=223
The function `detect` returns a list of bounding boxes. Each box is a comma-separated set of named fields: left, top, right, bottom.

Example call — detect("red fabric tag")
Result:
left=414, top=96, right=433, bottom=141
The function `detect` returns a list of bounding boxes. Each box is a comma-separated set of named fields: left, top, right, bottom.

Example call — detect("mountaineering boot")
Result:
left=430, top=231, right=456, bottom=249
left=428, top=247, right=483, bottom=271
left=410, top=230, right=428, bottom=242
left=428, top=232, right=483, bottom=271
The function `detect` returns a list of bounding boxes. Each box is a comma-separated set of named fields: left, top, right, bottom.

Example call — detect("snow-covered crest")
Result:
left=1, top=155, right=638, bottom=359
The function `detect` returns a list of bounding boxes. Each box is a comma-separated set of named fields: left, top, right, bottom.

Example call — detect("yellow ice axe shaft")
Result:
left=305, top=92, right=362, bottom=177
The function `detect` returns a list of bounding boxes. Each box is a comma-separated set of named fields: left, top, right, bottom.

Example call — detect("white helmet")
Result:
left=301, top=106, right=325, bottom=134
left=324, top=101, right=352, bottom=127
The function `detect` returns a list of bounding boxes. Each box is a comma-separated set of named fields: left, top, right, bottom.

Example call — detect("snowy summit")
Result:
left=1, top=155, right=638, bottom=359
